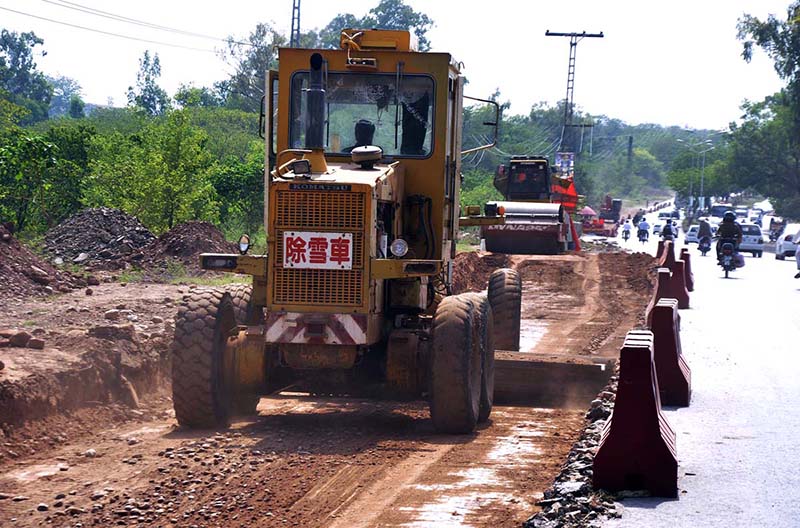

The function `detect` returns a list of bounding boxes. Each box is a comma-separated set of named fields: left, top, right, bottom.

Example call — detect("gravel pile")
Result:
left=0, top=223, right=82, bottom=298
left=132, top=221, right=236, bottom=276
left=44, top=208, right=155, bottom=268
left=525, top=376, right=622, bottom=528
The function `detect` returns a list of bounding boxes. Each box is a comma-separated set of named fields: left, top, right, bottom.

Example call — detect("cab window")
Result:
left=290, top=71, right=434, bottom=158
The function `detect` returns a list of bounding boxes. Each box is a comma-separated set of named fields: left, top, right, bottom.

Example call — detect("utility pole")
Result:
left=290, top=0, right=301, bottom=48
left=546, top=30, right=604, bottom=154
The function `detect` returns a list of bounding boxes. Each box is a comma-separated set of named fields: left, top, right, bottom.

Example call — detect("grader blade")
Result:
left=493, top=351, right=615, bottom=407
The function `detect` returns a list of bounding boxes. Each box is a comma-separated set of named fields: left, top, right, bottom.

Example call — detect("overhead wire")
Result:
left=0, top=5, right=217, bottom=52
left=40, top=0, right=253, bottom=47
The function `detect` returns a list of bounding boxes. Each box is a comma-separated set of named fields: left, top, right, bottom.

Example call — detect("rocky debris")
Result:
left=0, top=224, right=82, bottom=298
left=43, top=207, right=155, bottom=268
left=132, top=221, right=236, bottom=277
left=524, top=376, right=621, bottom=528
left=0, top=330, right=47, bottom=349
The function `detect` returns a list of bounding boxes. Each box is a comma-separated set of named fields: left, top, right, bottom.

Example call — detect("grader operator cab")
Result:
left=170, top=29, right=513, bottom=434
left=482, top=156, right=580, bottom=254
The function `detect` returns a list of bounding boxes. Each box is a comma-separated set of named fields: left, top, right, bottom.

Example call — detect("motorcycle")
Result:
left=637, top=229, right=649, bottom=243
left=622, top=229, right=631, bottom=242
left=718, top=239, right=738, bottom=278
left=698, top=236, right=711, bottom=256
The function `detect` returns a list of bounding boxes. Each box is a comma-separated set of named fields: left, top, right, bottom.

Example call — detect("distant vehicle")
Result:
left=709, top=203, right=734, bottom=220
left=685, top=225, right=699, bottom=244
left=653, top=222, right=663, bottom=235
left=671, top=210, right=681, bottom=219
left=775, top=223, right=800, bottom=260
left=738, top=223, right=765, bottom=257
left=658, top=211, right=672, bottom=219
left=734, top=208, right=748, bottom=219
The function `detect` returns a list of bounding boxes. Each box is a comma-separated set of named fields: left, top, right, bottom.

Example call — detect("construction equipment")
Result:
left=582, top=194, right=621, bottom=237
left=481, top=156, right=581, bottom=254
left=171, top=29, right=510, bottom=435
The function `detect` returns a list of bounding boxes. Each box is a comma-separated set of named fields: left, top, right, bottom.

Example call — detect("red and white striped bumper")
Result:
left=264, top=312, right=368, bottom=345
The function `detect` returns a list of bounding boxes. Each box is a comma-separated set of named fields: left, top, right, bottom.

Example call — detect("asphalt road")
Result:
left=606, top=214, right=800, bottom=527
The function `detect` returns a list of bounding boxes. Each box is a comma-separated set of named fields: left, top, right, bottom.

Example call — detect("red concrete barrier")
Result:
left=593, top=331, right=678, bottom=498
left=655, top=240, right=666, bottom=263
left=645, top=268, right=672, bottom=327
left=665, top=260, right=690, bottom=309
left=679, top=248, right=694, bottom=292
left=651, top=298, right=691, bottom=407
left=662, top=240, right=676, bottom=269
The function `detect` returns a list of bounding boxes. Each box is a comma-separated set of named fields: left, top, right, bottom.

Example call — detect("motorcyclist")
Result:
left=716, top=211, right=743, bottom=261
left=698, top=218, right=713, bottom=240
left=661, top=220, right=675, bottom=240
left=621, top=219, right=632, bottom=239
left=637, top=219, right=650, bottom=241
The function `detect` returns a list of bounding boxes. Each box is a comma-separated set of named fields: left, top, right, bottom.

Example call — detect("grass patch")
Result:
left=169, top=274, right=251, bottom=287
left=117, top=268, right=145, bottom=283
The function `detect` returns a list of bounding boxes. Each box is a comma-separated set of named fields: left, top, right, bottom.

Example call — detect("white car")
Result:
left=738, top=223, right=765, bottom=257
left=775, top=223, right=800, bottom=260
left=795, top=231, right=800, bottom=276
left=685, top=225, right=699, bottom=243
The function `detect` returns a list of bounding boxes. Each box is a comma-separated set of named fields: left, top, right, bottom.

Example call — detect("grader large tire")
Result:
left=488, top=268, right=522, bottom=351
left=429, top=294, right=482, bottom=434
left=171, top=289, right=237, bottom=428
left=464, top=292, right=495, bottom=423
left=226, top=284, right=261, bottom=416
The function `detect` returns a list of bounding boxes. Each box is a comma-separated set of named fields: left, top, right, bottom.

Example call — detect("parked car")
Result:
left=738, top=223, right=765, bottom=257
left=775, top=223, right=800, bottom=260
left=685, top=225, right=699, bottom=244
left=653, top=222, right=663, bottom=235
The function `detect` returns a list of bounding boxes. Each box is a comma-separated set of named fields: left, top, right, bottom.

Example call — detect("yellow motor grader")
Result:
left=171, top=29, right=511, bottom=434
left=170, top=29, right=609, bottom=433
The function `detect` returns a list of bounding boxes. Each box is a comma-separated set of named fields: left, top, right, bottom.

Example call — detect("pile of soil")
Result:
left=451, top=252, right=511, bottom=294
left=133, top=221, right=237, bottom=275
left=0, top=224, right=82, bottom=298
left=43, top=207, right=155, bottom=268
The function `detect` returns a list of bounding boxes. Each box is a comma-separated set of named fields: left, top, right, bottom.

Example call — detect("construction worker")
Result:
left=716, top=211, right=743, bottom=260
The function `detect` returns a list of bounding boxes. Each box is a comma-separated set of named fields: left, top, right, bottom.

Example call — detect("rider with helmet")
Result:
left=637, top=218, right=650, bottom=241
left=716, top=211, right=743, bottom=260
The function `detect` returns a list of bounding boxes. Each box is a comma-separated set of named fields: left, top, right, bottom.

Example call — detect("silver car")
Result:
left=775, top=223, right=800, bottom=260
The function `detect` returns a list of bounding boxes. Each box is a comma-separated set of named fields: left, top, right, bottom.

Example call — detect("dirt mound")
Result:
left=0, top=224, right=82, bottom=298
left=451, top=252, right=512, bottom=294
left=134, top=221, right=236, bottom=275
left=44, top=207, right=155, bottom=268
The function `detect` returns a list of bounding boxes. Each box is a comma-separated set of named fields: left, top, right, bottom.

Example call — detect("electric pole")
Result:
left=290, top=0, right=301, bottom=47
left=546, top=30, right=604, bottom=154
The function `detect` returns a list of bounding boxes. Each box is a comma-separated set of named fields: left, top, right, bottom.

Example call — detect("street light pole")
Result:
left=699, top=146, right=714, bottom=212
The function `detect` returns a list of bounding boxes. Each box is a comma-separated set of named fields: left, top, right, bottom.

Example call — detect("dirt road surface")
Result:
left=1, top=251, right=654, bottom=527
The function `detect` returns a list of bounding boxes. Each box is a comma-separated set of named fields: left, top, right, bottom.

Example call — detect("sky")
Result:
left=0, top=0, right=792, bottom=130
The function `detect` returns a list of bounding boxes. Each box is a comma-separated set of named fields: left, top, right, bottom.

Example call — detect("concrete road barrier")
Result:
left=651, top=298, right=691, bottom=407
left=593, top=331, right=678, bottom=498
left=680, top=248, right=695, bottom=292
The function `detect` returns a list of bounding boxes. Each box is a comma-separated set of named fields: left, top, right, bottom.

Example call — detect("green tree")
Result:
left=68, top=95, right=85, bottom=118
left=207, top=140, right=264, bottom=233
left=127, top=51, right=170, bottom=116
left=0, top=29, right=52, bottom=124
left=218, top=23, right=285, bottom=112
left=175, top=84, right=222, bottom=108
left=47, top=74, right=82, bottom=117
left=307, top=1, right=434, bottom=50
left=86, top=110, right=218, bottom=231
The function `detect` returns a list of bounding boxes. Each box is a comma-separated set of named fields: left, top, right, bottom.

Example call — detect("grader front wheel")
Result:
left=429, top=294, right=482, bottom=434
left=171, top=289, right=237, bottom=428
left=463, top=292, right=495, bottom=423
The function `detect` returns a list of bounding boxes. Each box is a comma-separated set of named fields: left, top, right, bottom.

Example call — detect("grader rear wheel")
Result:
left=227, top=284, right=261, bottom=416
left=464, top=292, right=495, bottom=423
left=171, top=289, right=237, bottom=428
left=429, top=294, right=482, bottom=434
left=488, top=268, right=522, bottom=351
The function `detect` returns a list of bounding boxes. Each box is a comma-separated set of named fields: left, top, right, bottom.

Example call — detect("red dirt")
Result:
left=0, top=224, right=82, bottom=299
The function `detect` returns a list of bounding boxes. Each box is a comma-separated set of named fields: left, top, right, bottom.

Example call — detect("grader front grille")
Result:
left=272, top=189, right=366, bottom=308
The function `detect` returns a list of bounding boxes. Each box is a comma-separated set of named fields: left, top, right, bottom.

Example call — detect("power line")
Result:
left=41, top=0, right=252, bottom=47
left=0, top=5, right=217, bottom=52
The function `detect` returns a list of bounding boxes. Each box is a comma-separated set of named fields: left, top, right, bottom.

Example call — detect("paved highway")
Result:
left=605, top=213, right=800, bottom=527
